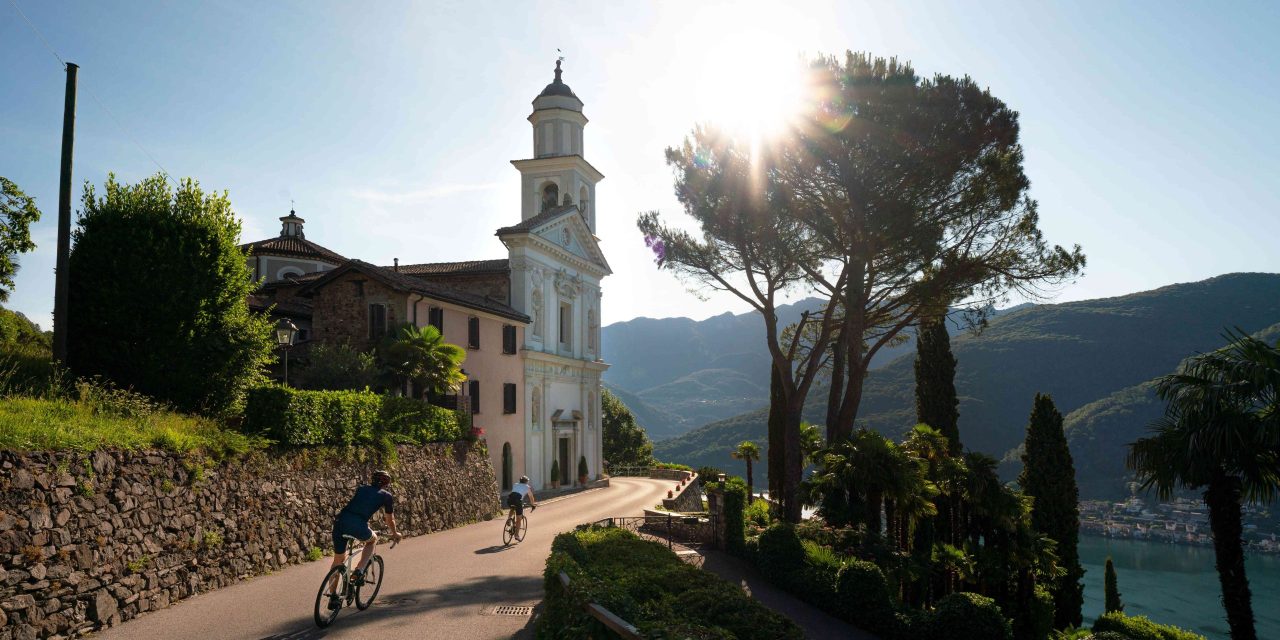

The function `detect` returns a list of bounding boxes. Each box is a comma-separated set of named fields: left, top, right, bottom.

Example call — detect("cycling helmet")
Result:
left=519, top=476, right=529, bottom=484
left=372, top=470, right=392, bottom=487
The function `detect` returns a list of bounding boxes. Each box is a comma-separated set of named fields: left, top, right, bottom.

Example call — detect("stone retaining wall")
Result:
left=659, top=472, right=703, bottom=513
left=0, top=443, right=499, bottom=639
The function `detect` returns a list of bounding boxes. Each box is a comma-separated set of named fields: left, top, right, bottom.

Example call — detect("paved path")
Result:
left=93, top=477, right=669, bottom=640
left=702, top=550, right=880, bottom=640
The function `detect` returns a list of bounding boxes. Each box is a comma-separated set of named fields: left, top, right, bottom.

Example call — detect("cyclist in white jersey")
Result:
left=506, top=476, right=537, bottom=516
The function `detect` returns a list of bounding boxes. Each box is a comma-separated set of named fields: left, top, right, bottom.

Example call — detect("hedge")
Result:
left=752, top=523, right=904, bottom=637
left=1092, top=612, right=1206, bottom=640
left=539, top=526, right=802, bottom=640
left=722, top=476, right=748, bottom=553
left=244, top=386, right=460, bottom=446
left=919, top=592, right=1013, bottom=640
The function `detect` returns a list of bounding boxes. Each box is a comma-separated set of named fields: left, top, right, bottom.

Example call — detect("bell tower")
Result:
left=511, top=59, right=604, bottom=232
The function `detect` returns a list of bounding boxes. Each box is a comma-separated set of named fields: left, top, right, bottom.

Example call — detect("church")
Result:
left=241, top=60, right=611, bottom=493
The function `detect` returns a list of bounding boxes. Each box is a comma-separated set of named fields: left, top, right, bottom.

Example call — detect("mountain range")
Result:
left=620, top=273, right=1280, bottom=499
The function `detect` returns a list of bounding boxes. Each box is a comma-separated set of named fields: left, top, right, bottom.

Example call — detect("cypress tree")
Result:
left=1019, top=393, right=1084, bottom=628
left=914, top=317, right=961, bottom=454
left=1104, top=556, right=1123, bottom=614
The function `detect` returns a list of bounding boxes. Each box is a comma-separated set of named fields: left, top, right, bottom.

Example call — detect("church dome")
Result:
left=533, top=59, right=583, bottom=111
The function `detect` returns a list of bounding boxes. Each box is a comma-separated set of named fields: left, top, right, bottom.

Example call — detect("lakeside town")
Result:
left=1081, top=497, right=1280, bottom=554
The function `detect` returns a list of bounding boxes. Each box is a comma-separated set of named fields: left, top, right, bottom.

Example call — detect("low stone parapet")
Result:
left=0, top=443, right=499, bottom=638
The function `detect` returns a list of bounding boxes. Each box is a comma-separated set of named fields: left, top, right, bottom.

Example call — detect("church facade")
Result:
left=242, top=61, right=609, bottom=491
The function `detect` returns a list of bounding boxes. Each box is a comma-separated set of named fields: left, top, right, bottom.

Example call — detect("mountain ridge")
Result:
left=648, top=272, right=1280, bottom=498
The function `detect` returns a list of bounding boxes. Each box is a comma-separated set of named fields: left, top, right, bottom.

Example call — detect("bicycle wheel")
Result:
left=514, top=514, right=528, bottom=542
left=355, top=555, right=384, bottom=610
left=314, top=564, right=347, bottom=628
left=502, top=513, right=515, bottom=545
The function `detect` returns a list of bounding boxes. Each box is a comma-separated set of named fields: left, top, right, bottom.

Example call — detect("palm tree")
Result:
left=1127, top=331, right=1280, bottom=640
left=732, top=441, right=761, bottom=500
left=378, top=323, right=467, bottom=397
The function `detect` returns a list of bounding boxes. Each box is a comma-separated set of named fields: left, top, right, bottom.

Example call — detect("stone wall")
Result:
left=0, top=443, right=499, bottom=639
left=309, top=270, right=407, bottom=351
left=659, top=472, right=703, bottom=513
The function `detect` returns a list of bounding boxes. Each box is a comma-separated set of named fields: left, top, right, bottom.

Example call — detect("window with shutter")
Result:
left=469, top=380, right=480, bottom=414
left=368, top=304, right=387, bottom=339
left=468, top=317, right=480, bottom=349
left=503, top=383, right=516, bottom=414
left=502, top=325, right=517, bottom=354
left=428, top=307, right=443, bottom=332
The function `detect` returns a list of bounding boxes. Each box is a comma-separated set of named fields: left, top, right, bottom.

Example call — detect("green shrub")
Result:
left=1015, top=584, right=1056, bottom=640
left=920, top=592, right=1012, bottom=640
left=722, top=477, right=748, bottom=553
left=550, top=459, right=561, bottom=484
left=798, top=541, right=841, bottom=612
left=538, top=526, right=801, bottom=640
left=744, top=496, right=772, bottom=527
left=67, top=174, right=274, bottom=417
left=756, top=523, right=806, bottom=589
left=653, top=461, right=693, bottom=471
left=379, top=395, right=461, bottom=442
left=578, top=455, right=588, bottom=479
left=1092, top=612, right=1205, bottom=640
left=835, top=558, right=897, bottom=633
left=244, top=387, right=459, bottom=446
left=696, top=466, right=725, bottom=485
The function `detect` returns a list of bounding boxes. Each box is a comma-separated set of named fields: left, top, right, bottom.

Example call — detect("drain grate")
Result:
left=492, top=605, right=534, bottom=616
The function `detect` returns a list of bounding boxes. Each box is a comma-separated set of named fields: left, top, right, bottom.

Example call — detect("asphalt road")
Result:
left=93, top=477, right=670, bottom=640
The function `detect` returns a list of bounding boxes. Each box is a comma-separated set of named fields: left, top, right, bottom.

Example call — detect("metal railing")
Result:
left=589, top=514, right=719, bottom=554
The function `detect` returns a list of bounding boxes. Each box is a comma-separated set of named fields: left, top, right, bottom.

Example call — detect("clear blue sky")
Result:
left=3, top=1, right=1278, bottom=328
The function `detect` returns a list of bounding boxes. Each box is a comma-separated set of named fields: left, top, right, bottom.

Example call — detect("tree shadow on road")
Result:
left=255, top=574, right=543, bottom=640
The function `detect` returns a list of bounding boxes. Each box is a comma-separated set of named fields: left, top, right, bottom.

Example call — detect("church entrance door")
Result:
left=557, top=437, right=571, bottom=485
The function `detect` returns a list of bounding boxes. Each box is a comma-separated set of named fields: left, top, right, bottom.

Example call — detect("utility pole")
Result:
left=52, top=62, right=77, bottom=364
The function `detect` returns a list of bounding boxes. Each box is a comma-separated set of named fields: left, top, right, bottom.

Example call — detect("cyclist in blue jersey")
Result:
left=327, top=470, right=401, bottom=608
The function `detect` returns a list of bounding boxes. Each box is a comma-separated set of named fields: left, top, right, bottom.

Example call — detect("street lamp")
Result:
left=275, top=318, right=299, bottom=385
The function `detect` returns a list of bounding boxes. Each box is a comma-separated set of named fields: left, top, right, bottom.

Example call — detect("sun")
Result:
left=686, top=10, right=811, bottom=149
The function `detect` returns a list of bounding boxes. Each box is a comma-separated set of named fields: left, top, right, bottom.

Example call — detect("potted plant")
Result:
left=550, top=459, right=561, bottom=489
left=578, top=455, right=588, bottom=485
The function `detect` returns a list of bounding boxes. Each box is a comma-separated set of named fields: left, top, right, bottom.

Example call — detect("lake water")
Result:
left=1079, top=536, right=1280, bottom=639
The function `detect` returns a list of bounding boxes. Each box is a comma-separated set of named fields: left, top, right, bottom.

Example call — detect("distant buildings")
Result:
left=1079, top=497, right=1279, bottom=553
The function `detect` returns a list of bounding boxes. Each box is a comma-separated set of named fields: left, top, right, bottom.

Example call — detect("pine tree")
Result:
left=914, top=317, right=961, bottom=454
left=1104, top=556, right=1123, bottom=614
left=1018, top=393, right=1084, bottom=628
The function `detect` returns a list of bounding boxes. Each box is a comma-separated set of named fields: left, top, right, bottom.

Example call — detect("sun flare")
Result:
left=686, top=8, right=812, bottom=149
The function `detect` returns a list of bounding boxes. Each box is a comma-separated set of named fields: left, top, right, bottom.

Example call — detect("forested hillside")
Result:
left=653, top=273, right=1280, bottom=497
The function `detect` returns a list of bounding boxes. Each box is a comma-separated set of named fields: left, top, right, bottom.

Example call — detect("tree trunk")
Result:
left=782, top=403, right=804, bottom=523
left=767, top=364, right=785, bottom=503
left=746, top=459, right=754, bottom=502
left=1205, top=473, right=1257, bottom=640
left=870, top=490, right=885, bottom=539
left=825, top=328, right=847, bottom=442
left=885, top=496, right=896, bottom=547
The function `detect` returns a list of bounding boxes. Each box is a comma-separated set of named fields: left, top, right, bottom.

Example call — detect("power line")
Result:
left=7, top=0, right=175, bottom=185
left=7, top=0, right=65, bottom=68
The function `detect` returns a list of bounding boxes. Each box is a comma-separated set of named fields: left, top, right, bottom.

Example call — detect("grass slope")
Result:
left=0, top=395, right=262, bottom=456
left=655, top=273, right=1280, bottom=497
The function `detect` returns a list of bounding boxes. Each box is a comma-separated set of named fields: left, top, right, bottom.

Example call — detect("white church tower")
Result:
left=498, top=59, right=611, bottom=490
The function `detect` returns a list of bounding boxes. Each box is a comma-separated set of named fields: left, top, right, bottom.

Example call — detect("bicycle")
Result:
left=313, top=533, right=398, bottom=628
left=502, top=502, right=536, bottom=545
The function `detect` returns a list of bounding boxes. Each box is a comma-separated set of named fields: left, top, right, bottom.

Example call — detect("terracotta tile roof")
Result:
left=494, top=204, right=580, bottom=235
left=241, top=236, right=346, bottom=264
left=386, top=258, right=509, bottom=276
left=298, top=260, right=530, bottom=323
left=259, top=270, right=328, bottom=288
left=247, top=294, right=313, bottom=318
